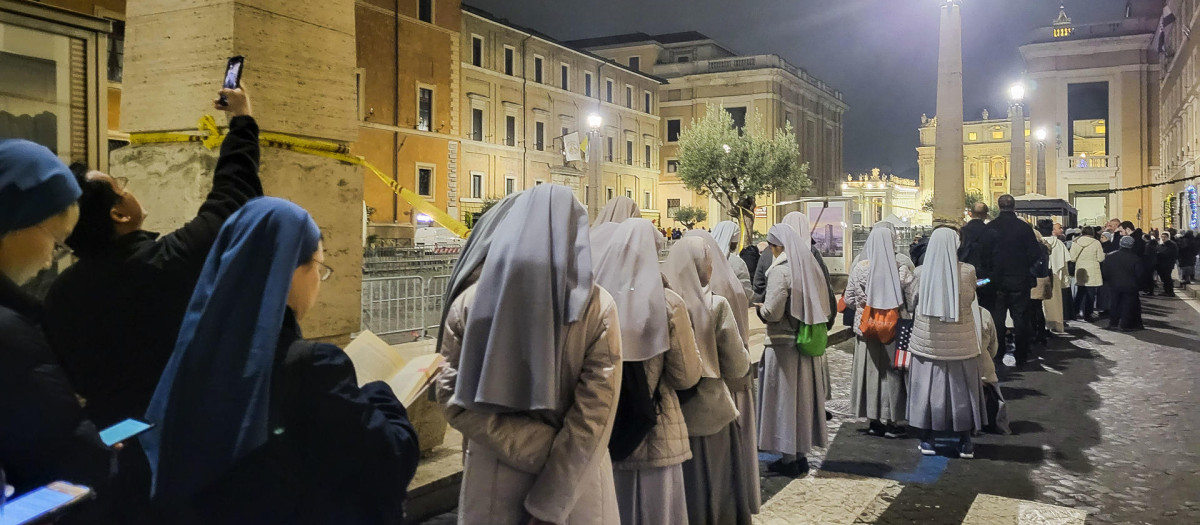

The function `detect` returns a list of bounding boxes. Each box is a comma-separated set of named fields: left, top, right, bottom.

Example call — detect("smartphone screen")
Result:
left=98, top=419, right=153, bottom=447
left=0, top=483, right=92, bottom=525
left=976, top=278, right=992, bottom=287
left=218, top=56, right=245, bottom=106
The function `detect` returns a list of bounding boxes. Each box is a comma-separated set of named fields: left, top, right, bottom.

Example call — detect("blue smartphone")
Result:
left=976, top=278, right=991, bottom=287
left=98, top=419, right=153, bottom=447
left=0, top=482, right=93, bottom=525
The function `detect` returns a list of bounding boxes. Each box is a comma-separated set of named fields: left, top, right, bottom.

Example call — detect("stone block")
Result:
left=753, top=472, right=897, bottom=524
left=961, top=494, right=1087, bottom=525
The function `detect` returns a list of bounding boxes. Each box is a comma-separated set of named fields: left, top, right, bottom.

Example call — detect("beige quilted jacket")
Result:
left=909, top=263, right=979, bottom=361
left=614, top=289, right=703, bottom=470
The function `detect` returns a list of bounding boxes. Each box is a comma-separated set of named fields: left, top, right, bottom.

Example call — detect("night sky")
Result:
left=464, top=0, right=1135, bottom=181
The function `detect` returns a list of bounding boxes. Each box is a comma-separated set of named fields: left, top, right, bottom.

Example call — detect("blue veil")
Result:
left=141, top=197, right=321, bottom=501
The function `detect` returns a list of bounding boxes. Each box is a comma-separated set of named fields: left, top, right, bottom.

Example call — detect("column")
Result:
left=116, top=0, right=362, bottom=343
left=1010, top=100, right=1026, bottom=195
left=934, top=0, right=966, bottom=225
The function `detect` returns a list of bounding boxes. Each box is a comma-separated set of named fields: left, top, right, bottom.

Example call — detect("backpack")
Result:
left=607, top=362, right=661, bottom=461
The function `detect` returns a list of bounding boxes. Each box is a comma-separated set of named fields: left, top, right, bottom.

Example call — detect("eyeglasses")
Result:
left=316, top=261, right=334, bottom=281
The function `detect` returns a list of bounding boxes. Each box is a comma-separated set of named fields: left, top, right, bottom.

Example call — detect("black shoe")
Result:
left=826, top=410, right=833, bottom=422
left=866, top=420, right=887, bottom=437
left=767, top=458, right=809, bottom=478
left=884, top=424, right=908, bottom=439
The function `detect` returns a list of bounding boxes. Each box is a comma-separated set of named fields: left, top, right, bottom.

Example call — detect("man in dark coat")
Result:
left=909, top=234, right=929, bottom=266
left=1102, top=236, right=1145, bottom=330
left=1141, top=232, right=1159, bottom=294
left=1156, top=232, right=1179, bottom=297
left=1179, top=230, right=1198, bottom=284
left=986, top=195, right=1044, bottom=366
left=42, top=88, right=262, bottom=517
left=739, top=243, right=761, bottom=280
left=959, top=202, right=998, bottom=311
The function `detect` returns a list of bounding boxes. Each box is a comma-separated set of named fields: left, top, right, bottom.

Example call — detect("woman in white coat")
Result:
left=662, top=237, right=752, bottom=525
left=437, top=184, right=623, bottom=525
left=757, top=223, right=832, bottom=478
left=597, top=218, right=703, bottom=525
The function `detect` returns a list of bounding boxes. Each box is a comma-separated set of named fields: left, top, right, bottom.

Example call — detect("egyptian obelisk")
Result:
left=934, top=0, right=966, bottom=224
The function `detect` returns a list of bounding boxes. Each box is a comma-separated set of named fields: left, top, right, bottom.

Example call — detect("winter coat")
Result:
left=1158, top=239, right=1179, bottom=268
left=976, top=307, right=1000, bottom=384
left=959, top=218, right=998, bottom=280
left=757, top=254, right=801, bottom=345
left=614, top=289, right=702, bottom=470
left=909, top=263, right=979, bottom=361
left=439, top=283, right=622, bottom=525
left=738, top=245, right=761, bottom=280
left=843, top=259, right=917, bottom=336
left=1069, top=236, right=1106, bottom=286
left=1102, top=248, right=1146, bottom=292
left=728, top=254, right=754, bottom=302
left=985, top=212, right=1042, bottom=293
left=678, top=294, right=748, bottom=437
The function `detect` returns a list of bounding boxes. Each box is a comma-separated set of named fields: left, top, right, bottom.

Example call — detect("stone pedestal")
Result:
left=116, top=0, right=362, bottom=342
left=934, top=0, right=965, bottom=225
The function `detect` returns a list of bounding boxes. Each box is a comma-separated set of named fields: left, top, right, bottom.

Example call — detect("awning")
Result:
left=1012, top=193, right=1078, bottom=226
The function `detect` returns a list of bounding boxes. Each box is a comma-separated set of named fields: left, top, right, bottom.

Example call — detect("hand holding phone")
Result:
left=217, top=56, right=244, bottom=107
left=0, top=482, right=93, bottom=525
left=213, top=87, right=252, bottom=118
left=98, top=419, right=154, bottom=448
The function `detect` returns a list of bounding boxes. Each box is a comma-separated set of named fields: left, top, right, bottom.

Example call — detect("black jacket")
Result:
left=1179, top=236, right=1199, bottom=264
left=738, top=245, right=761, bottom=280
left=985, top=212, right=1043, bottom=293
left=1157, top=239, right=1179, bottom=268
left=180, top=313, right=420, bottom=525
left=959, top=218, right=998, bottom=279
left=44, top=116, right=264, bottom=428
left=1102, top=248, right=1146, bottom=292
left=0, top=275, right=112, bottom=502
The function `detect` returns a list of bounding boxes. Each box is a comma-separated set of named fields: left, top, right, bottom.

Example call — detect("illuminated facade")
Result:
left=917, top=112, right=1032, bottom=210
left=840, top=168, right=922, bottom=226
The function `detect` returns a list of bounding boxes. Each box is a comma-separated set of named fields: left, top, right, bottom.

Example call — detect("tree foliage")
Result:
left=676, top=104, right=809, bottom=241
left=672, top=206, right=708, bottom=229
left=921, top=189, right=996, bottom=219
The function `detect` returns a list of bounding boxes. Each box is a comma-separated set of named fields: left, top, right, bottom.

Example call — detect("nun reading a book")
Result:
left=141, top=197, right=419, bottom=524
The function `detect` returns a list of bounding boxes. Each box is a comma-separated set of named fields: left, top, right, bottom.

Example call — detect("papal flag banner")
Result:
left=564, top=131, right=583, bottom=162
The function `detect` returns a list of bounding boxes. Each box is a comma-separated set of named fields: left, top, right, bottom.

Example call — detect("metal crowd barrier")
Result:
left=361, top=274, right=453, bottom=338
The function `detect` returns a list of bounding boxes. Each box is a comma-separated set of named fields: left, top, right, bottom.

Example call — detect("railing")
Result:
left=361, top=275, right=453, bottom=338
left=1060, top=155, right=1117, bottom=170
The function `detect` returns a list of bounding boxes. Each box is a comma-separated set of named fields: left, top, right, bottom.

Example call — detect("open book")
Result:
left=343, top=330, right=446, bottom=407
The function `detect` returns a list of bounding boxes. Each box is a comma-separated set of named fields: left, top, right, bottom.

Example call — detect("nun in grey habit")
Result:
left=712, top=221, right=755, bottom=300
left=782, top=212, right=837, bottom=403
left=663, top=237, right=752, bottom=525
left=436, top=184, right=624, bottom=525
left=598, top=219, right=703, bottom=525
left=756, top=222, right=831, bottom=478
left=844, top=226, right=916, bottom=437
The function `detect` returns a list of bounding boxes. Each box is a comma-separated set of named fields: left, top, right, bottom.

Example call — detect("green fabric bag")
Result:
left=796, top=322, right=828, bottom=357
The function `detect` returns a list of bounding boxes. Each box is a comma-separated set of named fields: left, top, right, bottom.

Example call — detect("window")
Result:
left=535, top=180, right=544, bottom=186
left=968, top=132, right=978, bottom=141
left=504, top=46, right=514, bottom=75
left=562, top=127, right=570, bottom=148
left=1095, top=124, right=1107, bottom=134
left=606, top=137, right=614, bottom=161
left=667, top=119, right=681, bottom=142
left=417, top=166, right=434, bottom=197
left=606, top=79, right=613, bottom=103
left=470, top=172, right=483, bottom=199
left=471, top=108, right=484, bottom=141
left=1025, top=128, right=1031, bottom=136
left=584, top=185, right=590, bottom=204
left=585, top=72, right=593, bottom=97
left=643, top=191, right=652, bottom=209
left=418, top=0, right=432, bottom=23
left=505, top=115, right=516, bottom=146
left=667, top=159, right=679, bottom=173
left=726, top=107, right=747, bottom=135
left=626, top=86, right=633, bottom=108
left=536, top=122, right=545, bottom=151
left=991, top=130, right=1004, bottom=140
left=108, top=20, right=125, bottom=82
left=606, top=187, right=615, bottom=200
left=625, top=188, right=634, bottom=198
left=629, top=56, right=640, bottom=71
left=644, top=91, right=652, bottom=113
left=534, top=56, right=544, bottom=83
left=677, top=56, right=690, bottom=63
left=471, top=36, right=483, bottom=67
left=417, top=87, right=433, bottom=131
left=560, top=64, right=569, bottom=90
left=644, top=144, right=652, bottom=168
left=626, top=140, right=633, bottom=165
left=667, top=198, right=681, bottom=218
left=505, top=176, right=516, bottom=195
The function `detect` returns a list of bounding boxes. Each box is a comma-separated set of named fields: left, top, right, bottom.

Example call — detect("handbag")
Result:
left=859, top=305, right=901, bottom=344
left=796, top=322, right=828, bottom=357
left=892, top=318, right=914, bottom=370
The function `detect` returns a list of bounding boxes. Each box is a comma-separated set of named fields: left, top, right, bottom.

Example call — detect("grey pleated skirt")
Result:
left=851, top=337, right=908, bottom=425
left=757, top=341, right=828, bottom=456
left=682, top=425, right=753, bottom=525
left=613, top=464, right=689, bottom=525
left=906, top=354, right=983, bottom=433
left=730, top=382, right=761, bottom=513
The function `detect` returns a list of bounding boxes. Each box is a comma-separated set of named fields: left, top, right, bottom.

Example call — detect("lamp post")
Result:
left=1009, top=82, right=1026, bottom=196
left=1035, top=128, right=1047, bottom=195
left=587, top=113, right=603, bottom=220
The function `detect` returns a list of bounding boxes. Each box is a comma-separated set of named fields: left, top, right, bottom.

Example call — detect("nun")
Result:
left=436, top=184, right=623, bottom=525
left=782, top=212, right=837, bottom=408
left=844, top=226, right=916, bottom=438
left=908, top=227, right=984, bottom=459
left=712, top=221, right=754, bottom=299
left=757, top=223, right=832, bottom=478
left=595, top=195, right=642, bottom=225
left=684, top=228, right=759, bottom=515
left=662, top=237, right=751, bottom=525
left=142, top=197, right=420, bottom=523
left=598, top=219, right=703, bottom=525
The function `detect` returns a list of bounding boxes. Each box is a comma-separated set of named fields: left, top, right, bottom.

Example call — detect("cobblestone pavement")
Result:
left=421, top=293, right=1200, bottom=524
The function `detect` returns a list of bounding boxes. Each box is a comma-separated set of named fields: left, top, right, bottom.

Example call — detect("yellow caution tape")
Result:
left=129, top=116, right=471, bottom=238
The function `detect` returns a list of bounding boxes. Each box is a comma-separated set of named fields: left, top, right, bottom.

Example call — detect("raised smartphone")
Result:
left=218, top=55, right=245, bottom=106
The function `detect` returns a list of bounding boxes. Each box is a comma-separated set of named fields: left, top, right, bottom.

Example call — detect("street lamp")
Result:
left=587, top=113, right=603, bottom=219
left=1009, top=81, right=1026, bottom=196
left=1008, top=83, right=1025, bottom=102
left=1035, top=128, right=1047, bottom=195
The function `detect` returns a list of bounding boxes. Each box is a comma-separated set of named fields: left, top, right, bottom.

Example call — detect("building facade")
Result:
left=840, top=168, right=922, bottom=226
left=1158, top=0, right=1200, bottom=230
left=458, top=6, right=664, bottom=225
left=571, top=32, right=846, bottom=232
left=917, top=111, right=1033, bottom=215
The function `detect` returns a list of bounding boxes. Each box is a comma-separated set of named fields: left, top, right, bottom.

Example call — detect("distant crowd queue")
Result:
left=2, top=88, right=1188, bottom=525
